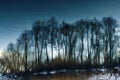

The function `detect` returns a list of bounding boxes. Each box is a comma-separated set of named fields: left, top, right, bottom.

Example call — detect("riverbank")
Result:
left=22, top=69, right=120, bottom=80
left=1, top=67, right=120, bottom=80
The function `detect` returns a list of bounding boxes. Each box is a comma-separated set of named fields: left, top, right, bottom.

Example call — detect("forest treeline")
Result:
left=0, top=16, right=120, bottom=74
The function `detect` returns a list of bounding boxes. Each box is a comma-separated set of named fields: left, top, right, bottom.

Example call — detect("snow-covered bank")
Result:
left=27, top=72, right=120, bottom=80
left=32, top=68, right=120, bottom=76
left=1, top=68, right=120, bottom=80
left=30, top=68, right=120, bottom=80
left=0, top=73, right=21, bottom=80
left=90, top=73, right=120, bottom=80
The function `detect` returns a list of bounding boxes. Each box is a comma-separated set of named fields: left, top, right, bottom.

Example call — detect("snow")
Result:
left=89, top=73, right=120, bottom=80
left=0, top=73, right=18, bottom=80
left=33, top=71, right=48, bottom=75
left=50, top=71, right=56, bottom=74
left=40, top=71, right=48, bottom=75
left=98, top=68, right=107, bottom=73
left=1, top=69, right=120, bottom=80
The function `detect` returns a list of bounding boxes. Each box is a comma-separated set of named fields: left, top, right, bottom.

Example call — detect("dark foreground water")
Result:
left=1, top=69, right=120, bottom=80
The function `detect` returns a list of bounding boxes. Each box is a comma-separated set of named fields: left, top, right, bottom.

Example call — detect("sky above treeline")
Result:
left=0, top=0, right=120, bottom=50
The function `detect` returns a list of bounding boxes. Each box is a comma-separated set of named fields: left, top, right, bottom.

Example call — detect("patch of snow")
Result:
left=89, top=73, right=120, bottom=80
left=110, top=75, right=116, bottom=80
left=100, top=69, right=107, bottom=73
left=114, top=67, right=120, bottom=69
left=40, top=71, right=48, bottom=75
left=50, top=71, right=56, bottom=74
left=97, top=68, right=101, bottom=71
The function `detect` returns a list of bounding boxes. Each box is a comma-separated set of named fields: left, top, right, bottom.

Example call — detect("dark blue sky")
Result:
left=0, top=0, right=120, bottom=50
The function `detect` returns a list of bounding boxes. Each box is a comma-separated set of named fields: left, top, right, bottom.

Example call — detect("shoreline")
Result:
left=2, top=67, right=120, bottom=79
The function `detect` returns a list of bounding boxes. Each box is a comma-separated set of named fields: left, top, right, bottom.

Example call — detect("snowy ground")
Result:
left=32, top=68, right=120, bottom=80
left=1, top=68, right=120, bottom=80
left=1, top=73, right=120, bottom=80
left=0, top=73, right=22, bottom=80
left=89, top=73, right=120, bottom=80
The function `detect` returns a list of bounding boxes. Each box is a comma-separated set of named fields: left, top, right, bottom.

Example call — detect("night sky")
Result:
left=0, top=0, right=120, bottom=50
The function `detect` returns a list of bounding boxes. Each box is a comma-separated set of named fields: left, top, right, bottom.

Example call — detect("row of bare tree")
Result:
left=0, top=16, right=120, bottom=73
